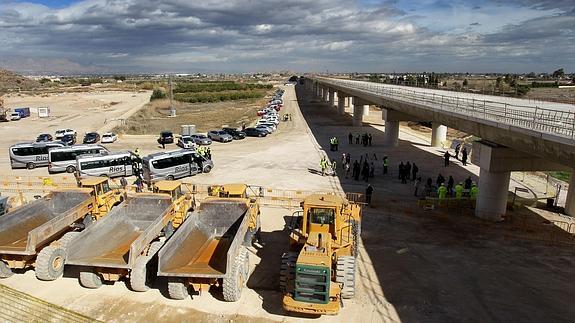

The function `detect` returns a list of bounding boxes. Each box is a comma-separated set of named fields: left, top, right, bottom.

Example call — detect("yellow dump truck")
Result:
left=157, top=183, right=261, bottom=302
left=65, top=180, right=194, bottom=291
left=0, top=177, right=124, bottom=281
left=281, top=194, right=362, bottom=315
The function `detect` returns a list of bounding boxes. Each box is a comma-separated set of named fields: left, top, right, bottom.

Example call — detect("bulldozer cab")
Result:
left=80, top=177, right=112, bottom=197
left=300, top=195, right=343, bottom=240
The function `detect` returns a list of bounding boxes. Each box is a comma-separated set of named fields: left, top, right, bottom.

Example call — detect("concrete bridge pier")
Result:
left=352, top=97, right=368, bottom=127
left=337, top=91, right=347, bottom=115
left=566, top=174, right=575, bottom=217
left=382, top=108, right=419, bottom=147
left=323, top=87, right=330, bottom=102
left=431, top=123, right=447, bottom=148
left=363, top=105, right=370, bottom=116
left=472, top=141, right=570, bottom=221
left=328, top=89, right=335, bottom=108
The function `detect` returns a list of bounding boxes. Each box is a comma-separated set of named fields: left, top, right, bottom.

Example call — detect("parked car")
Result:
left=55, top=129, right=76, bottom=139
left=222, top=127, right=246, bottom=140
left=10, top=113, right=21, bottom=121
left=256, top=125, right=273, bottom=134
left=61, top=134, right=76, bottom=146
left=244, top=127, right=267, bottom=137
left=158, top=131, right=174, bottom=144
left=101, top=132, right=118, bottom=143
left=177, top=136, right=198, bottom=149
left=83, top=132, right=100, bottom=144
left=208, top=130, right=233, bottom=143
left=190, top=134, right=212, bottom=145
left=36, top=133, right=53, bottom=142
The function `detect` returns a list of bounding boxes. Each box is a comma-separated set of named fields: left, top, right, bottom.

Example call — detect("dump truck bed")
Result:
left=0, top=190, right=92, bottom=255
left=158, top=200, right=249, bottom=278
left=66, top=195, right=173, bottom=269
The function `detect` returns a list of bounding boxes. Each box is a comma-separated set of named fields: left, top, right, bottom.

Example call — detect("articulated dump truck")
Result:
left=65, top=180, right=194, bottom=291
left=281, top=194, right=362, bottom=316
left=157, top=183, right=261, bottom=302
left=0, top=178, right=124, bottom=281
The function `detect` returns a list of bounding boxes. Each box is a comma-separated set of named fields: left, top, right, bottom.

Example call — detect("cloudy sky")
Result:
left=0, top=0, right=574, bottom=74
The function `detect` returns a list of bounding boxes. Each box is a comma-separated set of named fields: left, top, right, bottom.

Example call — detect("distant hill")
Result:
left=0, top=68, right=40, bottom=93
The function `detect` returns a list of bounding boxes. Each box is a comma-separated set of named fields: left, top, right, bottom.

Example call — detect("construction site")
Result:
left=0, top=81, right=574, bottom=323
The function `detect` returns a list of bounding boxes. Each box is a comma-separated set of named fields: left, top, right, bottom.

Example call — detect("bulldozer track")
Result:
left=0, top=284, right=98, bottom=323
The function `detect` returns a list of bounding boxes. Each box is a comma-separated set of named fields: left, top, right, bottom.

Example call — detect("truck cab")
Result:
left=79, top=177, right=124, bottom=221
left=153, top=180, right=195, bottom=230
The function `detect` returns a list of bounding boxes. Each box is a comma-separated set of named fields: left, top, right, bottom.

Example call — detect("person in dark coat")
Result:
left=454, top=143, right=461, bottom=160
left=398, top=162, right=404, bottom=180
left=405, top=162, right=411, bottom=181
left=461, top=147, right=468, bottom=166
left=436, top=173, right=445, bottom=187
left=348, top=132, right=353, bottom=144
left=447, top=175, right=455, bottom=196
left=353, top=160, right=360, bottom=181
left=368, top=133, right=372, bottom=146
left=366, top=184, right=374, bottom=206
left=412, top=163, right=419, bottom=181
left=444, top=151, right=451, bottom=167
left=362, top=162, right=370, bottom=182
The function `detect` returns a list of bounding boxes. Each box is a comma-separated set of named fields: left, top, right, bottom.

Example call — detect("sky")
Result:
left=0, top=0, right=573, bottom=74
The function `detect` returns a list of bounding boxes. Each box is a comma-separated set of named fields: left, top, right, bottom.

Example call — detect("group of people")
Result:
left=398, top=161, right=419, bottom=184
left=444, top=144, right=469, bottom=167
left=319, top=156, right=337, bottom=176
left=431, top=175, right=478, bottom=199
left=196, top=146, right=212, bottom=160
left=282, top=113, right=293, bottom=121
left=348, top=132, right=372, bottom=147
left=329, top=137, right=339, bottom=151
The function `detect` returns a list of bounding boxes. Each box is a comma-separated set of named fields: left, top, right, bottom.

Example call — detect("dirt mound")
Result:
left=0, top=69, right=40, bottom=93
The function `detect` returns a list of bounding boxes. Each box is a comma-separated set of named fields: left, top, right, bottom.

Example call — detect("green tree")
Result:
left=150, top=89, right=166, bottom=101
left=552, top=68, right=564, bottom=79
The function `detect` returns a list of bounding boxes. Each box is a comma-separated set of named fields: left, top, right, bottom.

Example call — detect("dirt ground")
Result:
left=115, top=94, right=271, bottom=135
left=1, top=85, right=575, bottom=322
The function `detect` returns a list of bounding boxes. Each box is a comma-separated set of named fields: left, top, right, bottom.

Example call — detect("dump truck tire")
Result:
left=0, top=260, right=13, bottom=278
left=59, top=231, right=81, bottom=250
left=279, top=252, right=297, bottom=293
left=35, top=246, right=66, bottom=281
left=79, top=271, right=102, bottom=289
left=336, top=256, right=356, bottom=299
left=168, top=278, right=188, bottom=300
left=223, top=248, right=246, bottom=302
left=241, top=248, right=250, bottom=281
left=130, top=256, right=151, bottom=292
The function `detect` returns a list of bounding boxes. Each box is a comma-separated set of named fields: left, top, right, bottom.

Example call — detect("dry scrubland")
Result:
left=115, top=96, right=269, bottom=134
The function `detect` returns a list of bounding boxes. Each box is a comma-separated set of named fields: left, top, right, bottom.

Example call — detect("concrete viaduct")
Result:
left=302, top=77, right=575, bottom=221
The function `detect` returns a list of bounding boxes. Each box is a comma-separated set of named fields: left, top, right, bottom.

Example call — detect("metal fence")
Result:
left=314, top=77, right=575, bottom=140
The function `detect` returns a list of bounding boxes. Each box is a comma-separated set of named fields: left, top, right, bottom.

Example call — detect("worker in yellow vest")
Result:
left=454, top=182, right=464, bottom=198
left=438, top=183, right=447, bottom=200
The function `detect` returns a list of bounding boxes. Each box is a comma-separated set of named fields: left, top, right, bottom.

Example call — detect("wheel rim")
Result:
left=52, top=256, right=63, bottom=271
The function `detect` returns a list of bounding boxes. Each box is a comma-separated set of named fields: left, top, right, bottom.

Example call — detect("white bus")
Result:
left=9, top=142, right=65, bottom=169
left=142, top=149, right=213, bottom=183
left=48, top=145, right=108, bottom=173
left=76, top=151, right=139, bottom=178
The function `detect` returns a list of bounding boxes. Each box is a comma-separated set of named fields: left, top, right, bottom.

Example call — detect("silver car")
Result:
left=207, top=130, right=233, bottom=143
left=190, top=134, right=212, bottom=145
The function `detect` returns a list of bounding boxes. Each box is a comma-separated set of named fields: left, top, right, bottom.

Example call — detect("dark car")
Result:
left=61, top=134, right=76, bottom=146
left=158, top=131, right=174, bottom=144
left=36, top=133, right=53, bottom=142
left=83, top=132, right=100, bottom=144
left=222, top=127, right=246, bottom=140
left=244, top=127, right=267, bottom=137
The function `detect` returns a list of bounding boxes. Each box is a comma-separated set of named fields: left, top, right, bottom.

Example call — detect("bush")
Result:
left=150, top=89, right=166, bottom=101
left=174, top=82, right=272, bottom=93
left=174, top=90, right=266, bottom=103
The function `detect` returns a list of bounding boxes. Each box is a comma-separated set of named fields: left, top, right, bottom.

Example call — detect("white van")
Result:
left=142, top=149, right=213, bottom=183
left=48, top=145, right=108, bottom=173
left=77, top=151, right=138, bottom=178
left=9, top=142, right=65, bottom=169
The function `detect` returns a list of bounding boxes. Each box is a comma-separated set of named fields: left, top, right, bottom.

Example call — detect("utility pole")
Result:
left=169, top=74, right=176, bottom=117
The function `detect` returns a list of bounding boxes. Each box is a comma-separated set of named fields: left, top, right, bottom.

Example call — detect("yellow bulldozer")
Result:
left=281, top=194, right=362, bottom=315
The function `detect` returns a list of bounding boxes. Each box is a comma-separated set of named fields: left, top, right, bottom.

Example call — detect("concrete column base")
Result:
left=363, top=105, right=370, bottom=116
left=566, top=173, right=575, bottom=216
left=431, top=123, right=447, bottom=148
left=353, top=104, right=363, bottom=127
left=475, top=168, right=511, bottom=221
left=383, top=120, right=399, bottom=146
left=328, top=90, right=335, bottom=108
left=337, top=95, right=346, bottom=115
